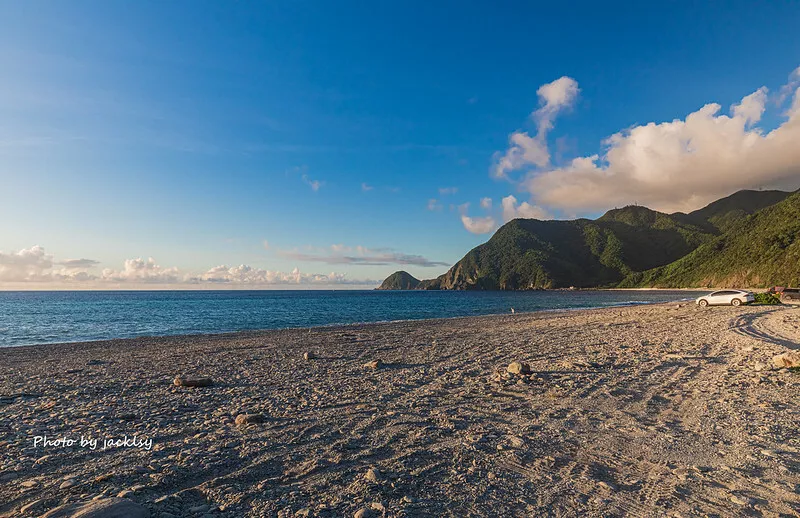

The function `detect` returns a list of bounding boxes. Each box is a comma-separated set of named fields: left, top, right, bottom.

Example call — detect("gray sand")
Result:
left=1, top=303, right=799, bottom=517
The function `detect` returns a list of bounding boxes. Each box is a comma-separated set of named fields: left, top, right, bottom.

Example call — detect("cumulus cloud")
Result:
left=458, top=203, right=497, bottom=234
left=193, top=265, right=368, bottom=285
left=280, top=244, right=448, bottom=267
left=493, top=76, right=579, bottom=178
left=427, top=198, right=442, bottom=211
left=0, top=246, right=54, bottom=281
left=460, top=214, right=497, bottom=234
left=458, top=194, right=551, bottom=234
left=438, top=187, right=458, bottom=195
left=0, top=246, right=376, bottom=287
left=501, top=195, right=550, bottom=221
left=489, top=66, right=800, bottom=215
left=101, top=257, right=181, bottom=283
left=0, top=246, right=100, bottom=282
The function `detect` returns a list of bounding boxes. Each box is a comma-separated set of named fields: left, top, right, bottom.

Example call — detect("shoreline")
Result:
left=2, top=303, right=798, bottom=517
left=0, top=297, right=698, bottom=351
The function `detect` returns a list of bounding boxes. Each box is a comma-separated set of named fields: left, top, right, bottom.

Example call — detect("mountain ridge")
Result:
left=379, top=189, right=796, bottom=290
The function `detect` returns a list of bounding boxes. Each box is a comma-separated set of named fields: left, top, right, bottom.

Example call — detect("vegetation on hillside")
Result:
left=417, top=207, right=714, bottom=290
left=377, top=271, right=421, bottom=290
left=379, top=189, right=798, bottom=291
left=621, top=191, right=800, bottom=289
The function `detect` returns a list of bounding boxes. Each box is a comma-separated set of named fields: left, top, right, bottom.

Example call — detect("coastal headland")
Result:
left=1, top=303, right=799, bottom=517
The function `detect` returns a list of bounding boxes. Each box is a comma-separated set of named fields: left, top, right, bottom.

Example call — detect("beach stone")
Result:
left=353, top=509, right=373, bottom=518
left=303, top=352, right=316, bottom=360
left=173, top=377, right=213, bottom=387
left=363, top=360, right=383, bottom=370
left=771, top=352, right=800, bottom=368
left=60, top=479, right=77, bottom=490
left=507, top=361, right=532, bottom=375
left=235, top=414, right=265, bottom=425
left=364, top=467, right=382, bottom=483
left=41, top=497, right=150, bottom=518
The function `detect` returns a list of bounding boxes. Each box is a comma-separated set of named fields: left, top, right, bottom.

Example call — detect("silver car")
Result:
left=696, top=289, right=755, bottom=307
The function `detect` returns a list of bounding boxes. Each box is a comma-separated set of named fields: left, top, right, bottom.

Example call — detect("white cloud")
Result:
left=501, top=195, right=550, bottom=221
left=262, top=240, right=270, bottom=250
left=361, top=182, right=373, bottom=192
left=0, top=245, right=54, bottom=281
left=458, top=203, right=497, bottom=234
left=101, top=257, right=181, bottom=283
left=438, top=187, right=458, bottom=195
left=533, top=76, right=580, bottom=133
left=427, top=198, right=442, bottom=211
left=460, top=214, right=497, bottom=234
left=493, top=76, right=579, bottom=178
left=193, top=265, right=366, bottom=285
left=525, top=80, right=800, bottom=213
left=480, top=197, right=493, bottom=210
left=0, top=246, right=99, bottom=282
left=280, top=244, right=448, bottom=267
left=732, top=87, right=768, bottom=125
left=302, top=174, right=323, bottom=192
left=486, top=66, right=800, bottom=215
left=0, top=246, right=377, bottom=287
left=778, top=66, right=800, bottom=106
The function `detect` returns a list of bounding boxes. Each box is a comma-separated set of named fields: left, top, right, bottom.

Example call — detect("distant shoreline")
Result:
left=0, top=296, right=700, bottom=350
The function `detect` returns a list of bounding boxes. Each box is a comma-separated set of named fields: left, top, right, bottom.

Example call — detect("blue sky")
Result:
left=1, top=1, right=799, bottom=288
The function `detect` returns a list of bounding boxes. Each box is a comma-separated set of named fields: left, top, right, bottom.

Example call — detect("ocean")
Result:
left=0, top=289, right=703, bottom=347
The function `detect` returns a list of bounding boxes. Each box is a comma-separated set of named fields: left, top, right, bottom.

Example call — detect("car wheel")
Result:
left=698, top=299, right=708, bottom=307
left=731, top=298, right=741, bottom=307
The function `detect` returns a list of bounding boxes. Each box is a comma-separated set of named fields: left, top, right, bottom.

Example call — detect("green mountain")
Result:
left=379, top=189, right=796, bottom=290
left=622, top=190, right=800, bottom=288
left=416, top=206, right=714, bottom=290
left=377, top=271, right=421, bottom=290
left=673, top=189, right=791, bottom=233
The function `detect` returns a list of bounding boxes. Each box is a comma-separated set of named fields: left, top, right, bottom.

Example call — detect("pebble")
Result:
left=303, top=352, right=316, bottom=360
left=507, top=361, right=532, bottom=375
left=365, top=467, right=382, bottom=483
left=363, top=360, right=383, bottom=370
left=354, top=508, right=373, bottom=518
left=235, top=413, right=266, bottom=425
left=59, top=479, right=77, bottom=490
left=173, top=376, right=213, bottom=387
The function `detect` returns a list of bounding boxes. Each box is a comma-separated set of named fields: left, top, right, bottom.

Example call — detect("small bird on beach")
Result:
left=511, top=307, right=515, bottom=314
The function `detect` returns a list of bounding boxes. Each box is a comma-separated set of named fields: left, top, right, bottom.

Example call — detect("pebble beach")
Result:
left=1, top=303, right=799, bottom=517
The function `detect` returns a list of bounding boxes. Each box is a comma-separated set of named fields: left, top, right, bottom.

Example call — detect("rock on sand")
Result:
left=173, top=376, right=213, bottom=387
left=507, top=361, right=532, bottom=375
left=771, top=351, right=800, bottom=368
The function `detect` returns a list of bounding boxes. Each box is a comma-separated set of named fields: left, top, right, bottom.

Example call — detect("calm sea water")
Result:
left=0, top=290, right=702, bottom=348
